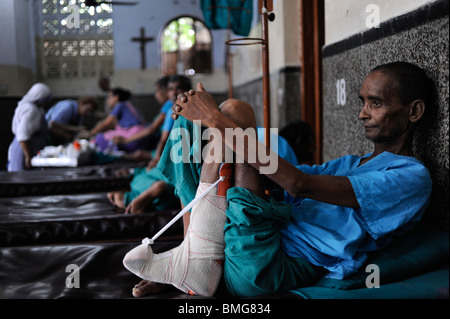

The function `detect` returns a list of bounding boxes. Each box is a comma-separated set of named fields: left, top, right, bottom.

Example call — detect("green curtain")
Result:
left=200, top=0, right=253, bottom=36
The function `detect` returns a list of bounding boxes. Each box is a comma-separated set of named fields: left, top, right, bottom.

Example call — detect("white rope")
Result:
left=142, top=175, right=225, bottom=245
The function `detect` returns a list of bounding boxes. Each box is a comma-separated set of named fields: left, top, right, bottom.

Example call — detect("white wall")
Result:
left=0, top=0, right=19, bottom=66
left=113, top=0, right=204, bottom=70
left=0, top=0, right=232, bottom=96
left=231, top=0, right=301, bottom=86
left=0, top=0, right=37, bottom=95
left=325, top=0, right=437, bottom=45
left=110, top=0, right=229, bottom=94
left=0, top=0, right=35, bottom=69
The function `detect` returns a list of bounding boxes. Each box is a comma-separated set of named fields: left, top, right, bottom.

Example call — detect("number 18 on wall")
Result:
left=336, top=78, right=346, bottom=106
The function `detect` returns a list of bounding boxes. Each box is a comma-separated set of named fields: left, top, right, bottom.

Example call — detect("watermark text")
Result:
left=168, top=121, right=279, bottom=174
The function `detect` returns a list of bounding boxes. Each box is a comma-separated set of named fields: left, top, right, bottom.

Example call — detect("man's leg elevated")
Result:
left=122, top=101, right=243, bottom=297
left=219, top=102, right=325, bottom=297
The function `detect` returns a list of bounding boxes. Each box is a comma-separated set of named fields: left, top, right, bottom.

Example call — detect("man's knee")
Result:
left=219, top=99, right=257, bottom=129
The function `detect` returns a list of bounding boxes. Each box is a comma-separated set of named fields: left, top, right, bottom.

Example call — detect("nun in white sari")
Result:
left=7, top=83, right=52, bottom=172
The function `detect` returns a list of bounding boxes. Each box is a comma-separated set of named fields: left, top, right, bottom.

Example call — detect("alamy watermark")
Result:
left=65, top=264, right=80, bottom=288
left=168, top=121, right=279, bottom=174
left=365, top=4, right=380, bottom=29
left=365, top=264, right=380, bottom=288
left=63, top=3, right=381, bottom=32
left=64, top=5, right=80, bottom=29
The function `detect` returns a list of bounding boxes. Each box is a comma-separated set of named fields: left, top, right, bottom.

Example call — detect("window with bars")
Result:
left=160, top=16, right=212, bottom=76
left=38, top=0, right=114, bottom=79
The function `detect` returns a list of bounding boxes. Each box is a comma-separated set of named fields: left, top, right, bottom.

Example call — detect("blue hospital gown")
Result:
left=280, top=152, right=432, bottom=279
left=160, top=100, right=175, bottom=133
left=45, top=99, right=81, bottom=127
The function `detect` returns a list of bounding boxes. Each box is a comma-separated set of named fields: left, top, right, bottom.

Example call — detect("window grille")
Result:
left=37, top=0, right=114, bottom=80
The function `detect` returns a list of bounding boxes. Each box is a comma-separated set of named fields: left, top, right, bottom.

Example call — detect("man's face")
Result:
left=79, top=103, right=94, bottom=116
left=107, top=91, right=119, bottom=108
left=155, top=85, right=168, bottom=104
left=168, top=81, right=185, bottom=102
left=358, top=71, right=411, bottom=144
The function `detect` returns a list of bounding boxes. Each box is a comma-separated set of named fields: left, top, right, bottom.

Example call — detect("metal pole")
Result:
left=261, top=4, right=270, bottom=149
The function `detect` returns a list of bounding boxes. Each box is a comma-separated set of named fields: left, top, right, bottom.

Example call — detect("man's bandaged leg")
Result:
left=123, top=181, right=228, bottom=297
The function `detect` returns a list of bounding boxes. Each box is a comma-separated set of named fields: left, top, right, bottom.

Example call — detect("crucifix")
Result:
left=131, top=27, right=154, bottom=69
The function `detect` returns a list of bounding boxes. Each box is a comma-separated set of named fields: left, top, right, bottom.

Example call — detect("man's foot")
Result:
left=125, top=195, right=152, bottom=214
left=106, top=191, right=116, bottom=206
left=132, top=280, right=170, bottom=297
left=107, top=191, right=125, bottom=209
left=114, top=168, right=132, bottom=178
left=123, top=164, right=232, bottom=297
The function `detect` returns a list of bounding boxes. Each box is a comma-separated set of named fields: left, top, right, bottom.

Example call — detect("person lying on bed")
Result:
left=123, top=61, right=434, bottom=297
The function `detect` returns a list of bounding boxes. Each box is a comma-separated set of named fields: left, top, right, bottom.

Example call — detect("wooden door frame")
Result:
left=299, top=0, right=324, bottom=164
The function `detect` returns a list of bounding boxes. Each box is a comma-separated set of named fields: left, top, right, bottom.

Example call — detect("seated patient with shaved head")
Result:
left=123, top=62, right=434, bottom=298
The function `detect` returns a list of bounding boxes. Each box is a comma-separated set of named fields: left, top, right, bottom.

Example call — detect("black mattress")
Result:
left=0, top=162, right=300, bottom=302
left=0, top=192, right=182, bottom=246
left=0, top=161, right=147, bottom=197
left=0, top=240, right=183, bottom=299
left=0, top=240, right=299, bottom=300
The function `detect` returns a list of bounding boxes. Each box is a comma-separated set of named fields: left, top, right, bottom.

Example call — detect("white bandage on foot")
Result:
left=123, top=182, right=228, bottom=297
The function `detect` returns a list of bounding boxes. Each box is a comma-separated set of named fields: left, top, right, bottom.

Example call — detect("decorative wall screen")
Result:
left=37, top=0, right=114, bottom=79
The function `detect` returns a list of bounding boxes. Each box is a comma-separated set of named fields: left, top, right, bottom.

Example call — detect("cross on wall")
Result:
left=131, top=27, right=154, bottom=69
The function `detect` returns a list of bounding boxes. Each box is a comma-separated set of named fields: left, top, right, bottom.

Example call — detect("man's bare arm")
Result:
left=89, top=115, right=117, bottom=137
left=173, top=83, right=360, bottom=208
left=19, top=140, right=33, bottom=169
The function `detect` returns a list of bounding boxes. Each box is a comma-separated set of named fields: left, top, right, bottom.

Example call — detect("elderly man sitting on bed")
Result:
left=123, top=61, right=434, bottom=298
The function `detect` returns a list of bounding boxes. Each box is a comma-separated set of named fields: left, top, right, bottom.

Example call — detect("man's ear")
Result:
left=408, top=99, right=426, bottom=123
